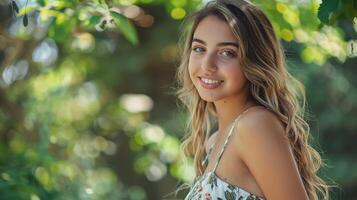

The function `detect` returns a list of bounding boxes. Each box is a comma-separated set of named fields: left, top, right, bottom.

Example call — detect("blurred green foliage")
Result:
left=0, top=0, right=356, bottom=199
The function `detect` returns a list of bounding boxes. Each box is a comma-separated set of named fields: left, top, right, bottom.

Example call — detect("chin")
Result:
left=198, top=93, right=224, bottom=103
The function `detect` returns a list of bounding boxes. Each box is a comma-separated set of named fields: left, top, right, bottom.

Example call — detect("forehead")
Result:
left=192, top=15, right=237, bottom=43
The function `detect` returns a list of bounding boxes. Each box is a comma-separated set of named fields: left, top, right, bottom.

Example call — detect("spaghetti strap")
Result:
left=201, top=136, right=216, bottom=167
left=212, top=106, right=259, bottom=173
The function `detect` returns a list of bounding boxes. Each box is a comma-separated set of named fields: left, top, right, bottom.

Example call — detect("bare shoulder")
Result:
left=236, top=107, right=287, bottom=145
left=233, top=106, right=309, bottom=199
left=234, top=106, right=289, bottom=160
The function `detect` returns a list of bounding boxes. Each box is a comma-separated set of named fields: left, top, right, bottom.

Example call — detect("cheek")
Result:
left=225, top=64, right=247, bottom=86
left=188, top=55, right=199, bottom=80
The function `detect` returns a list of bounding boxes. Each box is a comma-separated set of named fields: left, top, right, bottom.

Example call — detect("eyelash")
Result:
left=221, top=50, right=236, bottom=57
left=192, top=47, right=237, bottom=58
left=192, top=47, right=205, bottom=53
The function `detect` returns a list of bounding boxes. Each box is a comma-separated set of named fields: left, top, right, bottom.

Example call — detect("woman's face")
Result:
left=188, top=15, right=248, bottom=103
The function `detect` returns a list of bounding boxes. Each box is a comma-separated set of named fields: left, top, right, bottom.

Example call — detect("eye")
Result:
left=192, top=46, right=205, bottom=53
left=220, top=50, right=236, bottom=57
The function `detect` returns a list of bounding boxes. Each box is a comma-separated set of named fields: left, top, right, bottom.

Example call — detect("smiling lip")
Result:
left=198, top=76, right=223, bottom=89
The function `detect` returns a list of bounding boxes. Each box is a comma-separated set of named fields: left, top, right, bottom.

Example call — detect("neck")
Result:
left=214, top=94, right=256, bottom=135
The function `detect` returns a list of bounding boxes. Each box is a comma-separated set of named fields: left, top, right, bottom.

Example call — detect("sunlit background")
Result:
left=0, top=0, right=356, bottom=199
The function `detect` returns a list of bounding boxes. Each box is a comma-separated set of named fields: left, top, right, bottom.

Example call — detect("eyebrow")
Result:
left=192, top=38, right=238, bottom=48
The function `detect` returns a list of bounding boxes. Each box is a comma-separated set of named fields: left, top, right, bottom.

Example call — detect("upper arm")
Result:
left=235, top=109, right=309, bottom=200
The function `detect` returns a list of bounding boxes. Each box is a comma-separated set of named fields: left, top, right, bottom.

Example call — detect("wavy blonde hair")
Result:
left=175, top=0, right=336, bottom=199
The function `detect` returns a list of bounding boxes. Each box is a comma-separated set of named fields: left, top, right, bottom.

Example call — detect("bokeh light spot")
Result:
left=171, top=7, right=186, bottom=20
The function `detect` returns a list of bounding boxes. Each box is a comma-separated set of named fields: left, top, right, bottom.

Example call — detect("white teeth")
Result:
left=201, top=78, right=221, bottom=84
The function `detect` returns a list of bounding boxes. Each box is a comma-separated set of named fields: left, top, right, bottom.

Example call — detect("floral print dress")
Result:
left=184, top=107, right=266, bottom=200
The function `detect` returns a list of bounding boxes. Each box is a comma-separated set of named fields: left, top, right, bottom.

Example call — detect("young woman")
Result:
left=175, top=0, right=331, bottom=199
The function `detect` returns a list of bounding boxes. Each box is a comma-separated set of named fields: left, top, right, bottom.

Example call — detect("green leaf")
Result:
left=89, top=15, right=102, bottom=26
left=48, top=16, right=76, bottom=42
left=23, top=14, right=28, bottom=27
left=110, top=11, right=139, bottom=46
left=317, top=0, right=340, bottom=24
left=18, top=5, right=38, bottom=16
left=37, top=0, right=46, bottom=6
left=12, top=1, right=19, bottom=14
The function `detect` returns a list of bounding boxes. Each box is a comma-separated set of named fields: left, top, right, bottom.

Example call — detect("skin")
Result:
left=189, top=15, right=254, bottom=130
left=189, top=15, right=309, bottom=199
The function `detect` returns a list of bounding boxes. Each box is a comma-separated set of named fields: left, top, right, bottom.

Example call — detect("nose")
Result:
left=201, top=53, right=217, bottom=73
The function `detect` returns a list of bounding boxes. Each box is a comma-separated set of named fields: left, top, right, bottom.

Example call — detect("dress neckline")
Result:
left=197, top=105, right=266, bottom=199
left=195, top=171, right=266, bottom=199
